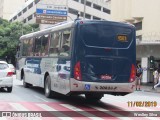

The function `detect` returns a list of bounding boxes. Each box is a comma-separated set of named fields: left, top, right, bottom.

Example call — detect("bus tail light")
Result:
left=7, top=72, right=13, bottom=77
left=129, top=64, right=136, bottom=82
left=74, top=61, right=82, bottom=80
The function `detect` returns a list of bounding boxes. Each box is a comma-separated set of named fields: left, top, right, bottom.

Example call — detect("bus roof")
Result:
left=19, top=20, right=134, bottom=41
left=20, top=21, right=75, bottom=41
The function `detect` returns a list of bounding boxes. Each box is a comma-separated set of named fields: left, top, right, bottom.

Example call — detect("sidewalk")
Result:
left=140, top=83, right=160, bottom=93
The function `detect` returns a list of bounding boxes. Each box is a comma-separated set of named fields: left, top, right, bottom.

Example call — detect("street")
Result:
left=0, top=75, right=159, bottom=120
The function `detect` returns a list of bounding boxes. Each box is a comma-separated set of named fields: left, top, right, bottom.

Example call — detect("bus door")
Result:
left=56, top=29, right=72, bottom=94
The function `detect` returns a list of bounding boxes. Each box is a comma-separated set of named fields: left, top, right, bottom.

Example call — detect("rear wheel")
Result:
left=85, top=93, right=103, bottom=101
left=22, top=74, right=30, bottom=88
left=7, top=87, right=12, bottom=93
left=44, top=76, right=52, bottom=98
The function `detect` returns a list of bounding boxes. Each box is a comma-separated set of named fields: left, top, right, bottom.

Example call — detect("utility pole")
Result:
left=83, top=0, right=86, bottom=19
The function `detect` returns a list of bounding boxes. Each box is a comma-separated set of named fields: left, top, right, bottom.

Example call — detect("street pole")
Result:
left=83, top=0, right=86, bottom=20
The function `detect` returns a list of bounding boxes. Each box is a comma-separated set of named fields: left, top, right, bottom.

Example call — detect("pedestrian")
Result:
left=153, top=68, right=160, bottom=89
left=152, top=68, right=158, bottom=89
left=136, top=64, right=143, bottom=91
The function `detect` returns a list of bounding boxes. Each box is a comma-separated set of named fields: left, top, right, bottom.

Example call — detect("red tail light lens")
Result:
left=129, top=64, right=136, bottom=82
left=7, top=72, right=13, bottom=77
left=74, top=61, right=82, bottom=80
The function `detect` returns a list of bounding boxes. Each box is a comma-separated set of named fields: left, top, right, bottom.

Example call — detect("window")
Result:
left=13, top=16, right=17, bottom=20
left=93, top=4, right=101, bottom=11
left=103, top=8, right=110, bottom=14
left=28, top=15, right=32, bottom=21
left=86, top=1, right=91, bottom=7
left=34, top=36, right=42, bottom=56
left=93, top=16, right=101, bottom=20
left=68, top=8, right=78, bottom=15
left=41, top=35, right=49, bottom=56
left=73, top=0, right=79, bottom=2
left=22, top=39, right=34, bottom=56
left=28, top=2, right=33, bottom=9
left=85, top=13, right=91, bottom=19
left=59, top=29, right=72, bottom=57
left=134, top=22, right=142, bottom=31
left=80, top=12, right=84, bottom=17
left=28, top=39, right=34, bottom=56
left=18, top=12, right=22, bottom=16
left=23, top=19, right=26, bottom=23
left=35, top=0, right=40, bottom=4
left=23, top=7, right=27, bottom=13
left=34, top=35, right=49, bottom=56
left=49, top=32, right=61, bottom=57
left=81, top=0, right=85, bottom=4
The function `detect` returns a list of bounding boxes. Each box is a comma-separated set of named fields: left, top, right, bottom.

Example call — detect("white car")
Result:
left=8, top=64, right=16, bottom=74
left=0, top=61, right=13, bottom=92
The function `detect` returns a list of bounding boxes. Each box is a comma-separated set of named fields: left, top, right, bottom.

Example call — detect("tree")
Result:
left=0, top=18, right=39, bottom=64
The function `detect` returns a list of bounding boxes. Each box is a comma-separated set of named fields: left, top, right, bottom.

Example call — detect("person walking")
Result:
left=136, top=64, right=143, bottom=91
left=154, top=69, right=160, bottom=89
left=152, top=68, right=158, bottom=89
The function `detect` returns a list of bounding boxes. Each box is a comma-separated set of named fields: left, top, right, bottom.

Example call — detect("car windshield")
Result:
left=0, top=63, right=8, bottom=70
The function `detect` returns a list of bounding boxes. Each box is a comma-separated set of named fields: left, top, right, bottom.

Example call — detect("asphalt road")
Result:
left=0, top=75, right=159, bottom=119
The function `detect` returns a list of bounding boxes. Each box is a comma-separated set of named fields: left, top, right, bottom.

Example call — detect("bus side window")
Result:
left=41, top=34, right=49, bottom=56
left=34, top=36, right=42, bottom=56
left=22, top=39, right=30, bottom=56
left=28, top=38, right=34, bottom=56
left=49, top=32, right=61, bottom=57
left=59, top=29, right=71, bottom=57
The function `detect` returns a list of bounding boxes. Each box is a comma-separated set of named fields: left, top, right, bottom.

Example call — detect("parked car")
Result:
left=8, top=64, right=16, bottom=74
left=0, top=61, right=13, bottom=92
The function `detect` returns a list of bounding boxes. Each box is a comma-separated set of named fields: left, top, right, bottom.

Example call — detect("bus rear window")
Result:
left=80, top=24, right=133, bottom=48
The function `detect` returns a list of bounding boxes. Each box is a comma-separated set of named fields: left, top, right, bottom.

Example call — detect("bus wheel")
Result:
left=85, top=93, right=103, bottom=101
left=22, top=74, right=30, bottom=88
left=44, top=76, right=52, bottom=98
left=7, top=87, right=12, bottom=93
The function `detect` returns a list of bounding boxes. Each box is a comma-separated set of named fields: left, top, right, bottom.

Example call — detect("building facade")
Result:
left=0, top=0, right=26, bottom=20
left=9, top=0, right=111, bottom=26
left=111, top=0, right=160, bottom=83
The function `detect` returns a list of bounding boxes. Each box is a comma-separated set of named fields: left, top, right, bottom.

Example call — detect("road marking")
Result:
left=34, top=95, right=49, bottom=102
left=60, top=104, right=104, bottom=120
left=36, top=104, right=73, bottom=120
left=9, top=103, right=41, bottom=120
left=9, top=103, right=28, bottom=111
left=0, top=118, right=7, bottom=120
left=88, top=106, right=131, bottom=120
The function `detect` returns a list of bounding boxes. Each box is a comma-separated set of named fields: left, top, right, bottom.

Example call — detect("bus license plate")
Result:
left=100, top=75, right=111, bottom=80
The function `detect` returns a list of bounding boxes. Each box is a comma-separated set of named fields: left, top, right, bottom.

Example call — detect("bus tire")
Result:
left=7, top=87, right=12, bottom=93
left=22, top=74, right=30, bottom=88
left=44, top=76, right=52, bottom=98
left=85, top=93, right=103, bottom=101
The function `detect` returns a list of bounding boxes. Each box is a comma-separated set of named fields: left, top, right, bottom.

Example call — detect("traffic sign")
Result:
left=36, top=3, right=68, bottom=25
left=36, top=9, right=67, bottom=16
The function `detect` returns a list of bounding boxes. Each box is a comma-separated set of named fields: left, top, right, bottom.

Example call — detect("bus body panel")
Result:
left=70, top=78, right=135, bottom=94
left=71, top=21, right=136, bottom=84
left=17, top=56, right=71, bottom=95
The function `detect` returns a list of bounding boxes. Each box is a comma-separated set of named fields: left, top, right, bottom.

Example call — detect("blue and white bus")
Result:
left=16, top=20, right=136, bottom=100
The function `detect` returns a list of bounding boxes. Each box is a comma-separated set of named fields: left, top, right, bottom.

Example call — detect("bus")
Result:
left=16, top=20, right=136, bottom=100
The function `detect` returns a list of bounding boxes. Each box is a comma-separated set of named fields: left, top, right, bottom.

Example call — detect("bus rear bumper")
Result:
left=70, top=78, right=136, bottom=95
